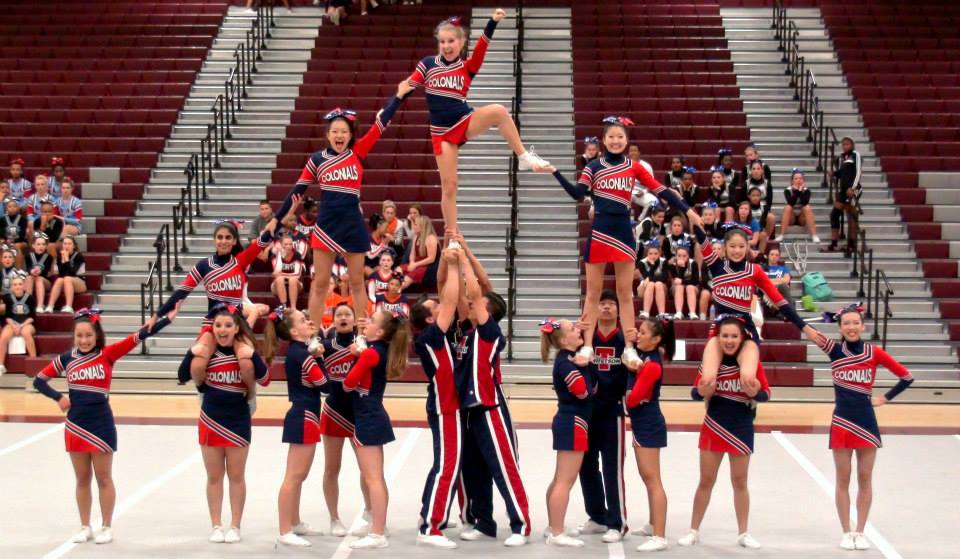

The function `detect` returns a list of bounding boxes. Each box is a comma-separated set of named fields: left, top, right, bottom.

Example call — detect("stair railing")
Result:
left=872, top=269, right=893, bottom=348
left=139, top=224, right=171, bottom=355
left=504, top=3, right=524, bottom=362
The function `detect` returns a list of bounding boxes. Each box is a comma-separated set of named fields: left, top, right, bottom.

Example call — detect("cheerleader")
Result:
left=540, top=318, right=596, bottom=547
left=629, top=154, right=659, bottom=222
left=800, top=304, right=914, bottom=551
left=624, top=316, right=675, bottom=552
left=48, top=156, right=67, bottom=197
left=635, top=204, right=667, bottom=246
left=342, top=309, right=411, bottom=549
left=373, top=273, right=410, bottom=318
left=679, top=316, right=770, bottom=549
left=25, top=233, right=53, bottom=312
left=405, top=9, right=550, bottom=232
left=716, top=148, right=740, bottom=207
left=320, top=303, right=372, bottom=537
left=2, top=197, right=28, bottom=265
left=56, top=178, right=82, bottom=237
left=273, top=87, right=407, bottom=328
left=692, top=222, right=807, bottom=390
left=740, top=144, right=772, bottom=189
left=279, top=194, right=316, bottom=261
left=366, top=251, right=395, bottom=303
left=411, top=248, right=462, bottom=548
left=741, top=161, right=776, bottom=239
left=827, top=137, right=863, bottom=256
left=707, top=167, right=734, bottom=222
left=149, top=218, right=276, bottom=393
left=180, top=304, right=270, bottom=544
left=23, top=174, right=59, bottom=225
left=538, top=116, right=701, bottom=369
left=573, top=290, right=630, bottom=542
left=0, top=273, right=36, bottom=373
left=263, top=306, right=329, bottom=547
left=46, top=235, right=86, bottom=314
left=668, top=243, right=701, bottom=320
left=577, top=137, right=600, bottom=171
left=271, top=234, right=305, bottom=311
left=7, top=157, right=32, bottom=203
left=33, top=308, right=173, bottom=545
left=775, top=168, right=820, bottom=243
left=0, top=247, right=18, bottom=295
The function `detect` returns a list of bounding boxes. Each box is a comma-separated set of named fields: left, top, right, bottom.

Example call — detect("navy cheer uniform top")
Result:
left=343, top=339, right=396, bottom=446
left=320, top=331, right=359, bottom=438
left=551, top=349, right=596, bottom=452
left=282, top=340, right=329, bottom=445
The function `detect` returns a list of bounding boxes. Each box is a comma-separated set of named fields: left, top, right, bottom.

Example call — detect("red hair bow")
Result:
left=444, top=16, right=462, bottom=27
left=268, top=304, right=286, bottom=323
left=51, top=157, right=65, bottom=166
left=74, top=307, right=102, bottom=323
left=9, top=158, right=24, bottom=166
left=539, top=317, right=561, bottom=334
left=323, top=107, right=357, bottom=122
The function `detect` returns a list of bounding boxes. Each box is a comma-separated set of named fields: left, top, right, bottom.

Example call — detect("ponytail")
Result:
left=381, top=314, right=410, bottom=380
left=539, top=318, right=564, bottom=363
left=262, top=308, right=295, bottom=365
left=642, top=316, right=676, bottom=362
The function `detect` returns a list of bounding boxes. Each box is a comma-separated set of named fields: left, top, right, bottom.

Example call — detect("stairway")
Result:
left=94, top=6, right=325, bottom=377
left=721, top=8, right=959, bottom=388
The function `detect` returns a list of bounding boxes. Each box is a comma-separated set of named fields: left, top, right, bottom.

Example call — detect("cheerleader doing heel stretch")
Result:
left=178, top=305, right=270, bottom=545
left=679, top=316, right=770, bottom=550
left=405, top=9, right=549, bottom=233
left=537, top=116, right=701, bottom=370
left=33, top=308, right=174, bottom=546
left=801, top=304, right=913, bottom=551
left=692, top=222, right=807, bottom=392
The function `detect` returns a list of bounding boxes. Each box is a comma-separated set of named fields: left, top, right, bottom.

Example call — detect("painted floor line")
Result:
left=771, top=430, right=902, bottom=559
left=42, top=450, right=202, bottom=559
left=330, top=428, right=423, bottom=559
left=0, top=422, right=62, bottom=458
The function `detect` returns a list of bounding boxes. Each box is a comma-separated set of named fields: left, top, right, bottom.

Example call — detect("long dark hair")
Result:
left=379, top=312, right=411, bottom=380
left=642, top=317, right=675, bottom=362
left=211, top=307, right=256, bottom=348
left=75, top=316, right=106, bottom=351
left=263, top=308, right=295, bottom=365
left=715, top=316, right=748, bottom=354
left=213, top=222, right=244, bottom=257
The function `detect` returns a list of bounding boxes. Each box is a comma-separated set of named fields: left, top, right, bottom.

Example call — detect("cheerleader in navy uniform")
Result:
left=692, top=221, right=807, bottom=393
left=540, top=318, right=596, bottom=547
left=678, top=316, right=770, bottom=550
left=33, top=308, right=174, bottom=545
left=573, top=290, right=630, bottom=542
left=624, top=316, right=675, bottom=552
left=274, top=84, right=408, bottom=329
left=320, top=303, right=372, bottom=537
left=800, top=304, right=914, bottom=551
left=410, top=247, right=463, bottom=548
left=262, top=306, right=330, bottom=547
left=537, top=116, right=701, bottom=370
left=707, top=167, right=734, bottom=222
left=741, top=161, right=776, bottom=239
left=405, top=9, right=550, bottom=232
left=182, top=305, right=270, bottom=544
left=374, top=272, right=410, bottom=318
left=342, top=309, right=411, bottom=549
left=826, top=137, right=863, bottom=256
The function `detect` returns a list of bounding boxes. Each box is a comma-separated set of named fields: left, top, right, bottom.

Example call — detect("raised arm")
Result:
left=465, top=14, right=502, bottom=75
left=459, top=249, right=487, bottom=325
left=437, top=248, right=461, bottom=332
left=236, top=221, right=276, bottom=270
left=352, top=94, right=406, bottom=159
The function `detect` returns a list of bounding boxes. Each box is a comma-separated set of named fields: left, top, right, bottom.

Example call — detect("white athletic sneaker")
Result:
left=330, top=519, right=347, bottom=537
left=0, top=365, right=6, bottom=376
left=208, top=526, right=225, bottom=543
left=545, top=532, right=584, bottom=547
left=632, top=523, right=654, bottom=537
left=811, top=235, right=821, bottom=243
left=772, top=235, right=784, bottom=243
left=330, top=10, right=341, bottom=26
left=459, top=528, right=492, bottom=541
left=292, top=522, right=322, bottom=536
left=349, top=533, right=388, bottom=549
left=349, top=510, right=372, bottom=537
left=601, top=529, right=624, bottom=543
left=639, top=311, right=650, bottom=319
left=637, top=536, right=668, bottom=552
left=517, top=148, right=551, bottom=171
left=840, top=532, right=856, bottom=550
left=503, top=533, right=528, bottom=547
left=417, top=533, right=458, bottom=549
left=277, top=532, right=311, bottom=547
left=689, top=312, right=700, bottom=320
left=94, top=527, right=113, bottom=545
left=36, top=305, right=46, bottom=314
left=71, top=526, right=92, bottom=543
left=853, top=532, right=871, bottom=550
left=677, top=529, right=700, bottom=547
left=44, top=305, right=54, bottom=313
left=737, top=532, right=761, bottom=549
left=572, top=519, right=606, bottom=536
left=224, top=527, right=241, bottom=544
left=61, top=305, right=74, bottom=314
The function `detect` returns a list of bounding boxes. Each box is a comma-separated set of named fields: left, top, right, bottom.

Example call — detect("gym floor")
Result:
left=1, top=392, right=958, bottom=559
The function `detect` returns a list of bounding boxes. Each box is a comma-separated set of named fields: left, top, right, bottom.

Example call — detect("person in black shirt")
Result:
left=826, top=137, right=863, bottom=255
left=635, top=241, right=667, bottom=319
left=663, top=216, right=693, bottom=263
left=707, top=167, right=734, bottom=222
left=740, top=144, right=772, bottom=189
left=25, top=234, right=54, bottom=313
left=1, top=198, right=27, bottom=268
left=664, top=156, right=685, bottom=190
left=697, top=240, right=724, bottom=319
left=741, top=161, right=776, bottom=238
left=45, top=235, right=86, bottom=314
left=0, top=273, right=37, bottom=374
left=0, top=248, right=19, bottom=296
left=775, top=169, right=820, bottom=243
left=635, top=205, right=667, bottom=250
left=668, top=243, right=701, bottom=320
left=716, top=148, right=740, bottom=214
left=36, top=201, right=64, bottom=257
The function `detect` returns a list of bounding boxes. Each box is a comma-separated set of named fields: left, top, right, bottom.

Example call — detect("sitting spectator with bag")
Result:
left=0, top=273, right=36, bottom=374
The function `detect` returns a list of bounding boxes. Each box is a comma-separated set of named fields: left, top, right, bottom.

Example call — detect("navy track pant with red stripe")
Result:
left=418, top=411, right=463, bottom=535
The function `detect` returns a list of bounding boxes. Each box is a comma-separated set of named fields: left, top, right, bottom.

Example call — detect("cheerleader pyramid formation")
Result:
left=32, top=8, right=916, bottom=554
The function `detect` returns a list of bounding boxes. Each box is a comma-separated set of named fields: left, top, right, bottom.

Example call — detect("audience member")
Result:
left=271, top=235, right=305, bottom=311
left=45, top=235, right=85, bottom=313
left=56, top=178, right=82, bottom=237
left=635, top=240, right=668, bottom=319
left=668, top=243, right=701, bottom=320
left=400, top=215, right=439, bottom=291
left=0, top=273, right=36, bottom=374
left=25, top=234, right=53, bottom=313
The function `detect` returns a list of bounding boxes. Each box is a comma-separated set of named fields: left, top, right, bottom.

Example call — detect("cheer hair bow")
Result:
left=74, top=307, right=102, bottom=323
left=208, top=302, right=243, bottom=319
left=602, top=115, right=635, bottom=126
left=50, top=157, right=65, bottom=166
left=442, top=16, right=463, bottom=27
left=583, top=136, right=599, bottom=145
left=721, top=221, right=753, bottom=235
left=701, top=200, right=719, bottom=209
left=713, top=313, right=746, bottom=327
left=213, top=218, right=246, bottom=229
left=791, top=167, right=805, bottom=177
left=683, top=166, right=697, bottom=174
left=717, top=147, right=732, bottom=156
left=268, top=304, right=287, bottom=323
left=822, top=302, right=864, bottom=324
left=9, top=157, right=24, bottom=166
left=324, top=107, right=357, bottom=122
left=644, top=238, right=661, bottom=249
left=654, top=313, right=673, bottom=326
left=539, top=317, right=561, bottom=334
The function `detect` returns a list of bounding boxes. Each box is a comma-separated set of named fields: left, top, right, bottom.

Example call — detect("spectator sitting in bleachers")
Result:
left=25, top=234, right=53, bottom=313
left=775, top=169, right=820, bottom=243
left=663, top=215, right=693, bottom=264
left=716, top=148, right=740, bottom=213
left=24, top=175, right=59, bottom=227
left=707, top=167, right=734, bottom=222
left=0, top=248, right=21, bottom=295
left=48, top=157, right=67, bottom=197
left=250, top=199, right=275, bottom=262
left=577, top=136, right=600, bottom=171
left=664, top=156, right=685, bottom=190
left=322, top=272, right=353, bottom=330
left=381, top=200, right=407, bottom=258
left=36, top=201, right=64, bottom=258
left=45, top=235, right=85, bottom=313
left=0, top=273, right=36, bottom=375
left=402, top=203, right=422, bottom=247
left=740, top=144, right=772, bottom=189
left=281, top=194, right=317, bottom=261
left=365, top=213, right=392, bottom=277
left=400, top=215, right=439, bottom=292
left=271, top=234, right=305, bottom=311
left=746, top=186, right=772, bottom=255
left=56, top=179, right=82, bottom=237
left=7, top=158, right=32, bottom=204
left=741, top=161, right=776, bottom=240
left=374, top=272, right=410, bottom=318
left=0, top=181, right=11, bottom=203
left=734, top=200, right=762, bottom=260
left=366, top=251, right=396, bottom=303
left=679, top=166, right=698, bottom=210
left=1, top=198, right=28, bottom=268
left=763, top=246, right=793, bottom=316
left=635, top=240, right=668, bottom=319
left=668, top=242, right=701, bottom=320
left=635, top=204, right=667, bottom=248
left=324, top=0, right=351, bottom=25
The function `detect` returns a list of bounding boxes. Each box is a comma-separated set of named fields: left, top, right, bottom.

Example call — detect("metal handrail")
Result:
left=872, top=269, right=894, bottom=348
left=504, top=3, right=524, bottom=362
left=139, top=224, right=170, bottom=355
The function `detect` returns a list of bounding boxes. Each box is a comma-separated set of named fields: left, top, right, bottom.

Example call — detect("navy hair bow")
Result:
left=602, top=115, right=635, bottom=126
left=539, top=317, right=561, bottom=334
left=717, top=147, right=732, bottom=156
left=722, top=221, right=753, bottom=235
left=74, top=307, right=103, bottom=323
left=822, top=302, right=864, bottom=324
left=683, top=166, right=697, bottom=175
left=701, top=200, right=719, bottom=209
left=583, top=136, right=599, bottom=145
left=324, top=107, right=358, bottom=122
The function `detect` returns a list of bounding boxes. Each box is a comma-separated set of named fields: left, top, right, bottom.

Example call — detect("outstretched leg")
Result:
left=466, top=104, right=525, bottom=156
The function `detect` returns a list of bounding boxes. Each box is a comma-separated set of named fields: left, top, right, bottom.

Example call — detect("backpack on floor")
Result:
left=802, top=271, right=833, bottom=302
